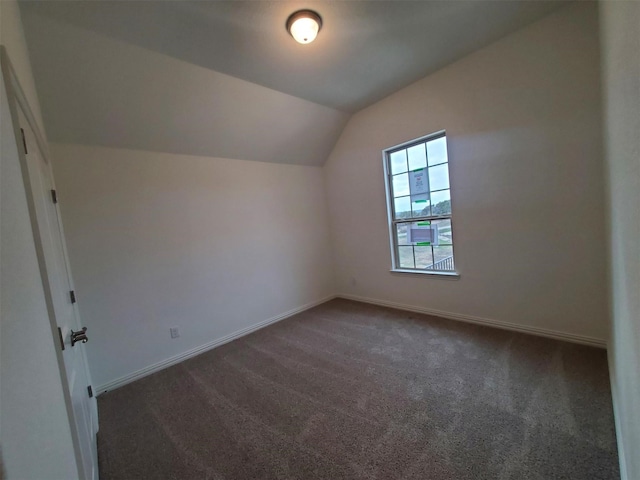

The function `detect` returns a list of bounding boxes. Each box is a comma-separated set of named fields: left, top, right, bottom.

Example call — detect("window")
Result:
left=384, top=131, right=457, bottom=275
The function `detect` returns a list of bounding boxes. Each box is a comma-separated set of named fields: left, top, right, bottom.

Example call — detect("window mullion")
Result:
left=392, top=214, right=451, bottom=226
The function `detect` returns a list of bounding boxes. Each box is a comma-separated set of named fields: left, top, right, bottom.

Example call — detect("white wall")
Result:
left=50, top=143, right=335, bottom=390
left=0, top=1, right=45, bottom=136
left=0, top=1, right=79, bottom=478
left=600, top=1, right=640, bottom=478
left=324, top=2, right=608, bottom=342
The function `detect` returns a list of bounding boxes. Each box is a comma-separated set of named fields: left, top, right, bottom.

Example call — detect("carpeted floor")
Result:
left=97, top=299, right=619, bottom=479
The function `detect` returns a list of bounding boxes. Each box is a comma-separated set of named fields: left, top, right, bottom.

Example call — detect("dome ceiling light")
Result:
left=286, top=10, right=322, bottom=44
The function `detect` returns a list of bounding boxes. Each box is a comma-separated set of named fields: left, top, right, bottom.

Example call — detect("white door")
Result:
left=17, top=105, right=99, bottom=480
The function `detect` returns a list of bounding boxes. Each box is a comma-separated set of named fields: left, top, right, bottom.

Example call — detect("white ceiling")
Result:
left=19, top=0, right=566, bottom=166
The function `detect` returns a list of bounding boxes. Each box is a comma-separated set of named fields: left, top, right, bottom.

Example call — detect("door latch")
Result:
left=70, top=327, right=88, bottom=347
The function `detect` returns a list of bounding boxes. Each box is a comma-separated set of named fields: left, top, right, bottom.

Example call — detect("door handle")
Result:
left=70, top=327, right=88, bottom=347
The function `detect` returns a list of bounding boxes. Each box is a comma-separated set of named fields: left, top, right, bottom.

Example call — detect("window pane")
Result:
left=428, top=163, right=449, bottom=191
left=395, top=223, right=410, bottom=245
left=407, top=144, right=427, bottom=170
left=432, top=245, right=455, bottom=271
left=431, top=218, right=453, bottom=245
left=398, top=246, right=415, bottom=268
left=430, top=189, right=451, bottom=215
left=389, top=150, right=408, bottom=175
left=392, top=173, right=410, bottom=197
left=426, top=136, right=448, bottom=166
left=394, top=196, right=411, bottom=219
left=414, top=246, right=434, bottom=269
left=411, top=194, right=430, bottom=217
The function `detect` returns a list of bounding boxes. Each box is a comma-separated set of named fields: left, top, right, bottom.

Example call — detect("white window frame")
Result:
left=383, top=131, right=459, bottom=277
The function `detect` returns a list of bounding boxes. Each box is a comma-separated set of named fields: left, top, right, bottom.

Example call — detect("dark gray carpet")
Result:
left=97, top=299, right=619, bottom=479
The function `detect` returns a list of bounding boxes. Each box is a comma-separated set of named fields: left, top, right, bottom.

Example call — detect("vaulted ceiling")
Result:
left=19, top=1, right=564, bottom=166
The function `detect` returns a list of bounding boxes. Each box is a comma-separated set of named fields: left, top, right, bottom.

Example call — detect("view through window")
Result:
left=384, top=132, right=456, bottom=273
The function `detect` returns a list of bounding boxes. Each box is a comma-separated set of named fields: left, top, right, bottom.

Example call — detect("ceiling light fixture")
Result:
left=286, top=10, right=322, bottom=44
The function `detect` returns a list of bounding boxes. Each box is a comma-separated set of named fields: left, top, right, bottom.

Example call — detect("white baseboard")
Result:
left=337, top=293, right=607, bottom=348
left=96, top=295, right=336, bottom=394
left=607, top=346, right=629, bottom=480
left=97, top=293, right=606, bottom=394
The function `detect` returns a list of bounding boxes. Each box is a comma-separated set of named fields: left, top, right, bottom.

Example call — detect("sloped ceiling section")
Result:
left=20, top=10, right=350, bottom=166
left=20, top=1, right=563, bottom=113
left=19, top=1, right=564, bottom=166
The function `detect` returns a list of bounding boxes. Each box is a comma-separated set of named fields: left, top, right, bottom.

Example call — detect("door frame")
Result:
left=1, top=46, right=97, bottom=480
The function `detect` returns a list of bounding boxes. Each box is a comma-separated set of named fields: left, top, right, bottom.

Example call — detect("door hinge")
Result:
left=57, top=327, right=65, bottom=351
left=20, top=128, right=27, bottom=154
left=51, top=189, right=58, bottom=204
left=87, top=386, right=93, bottom=398
left=70, top=290, right=77, bottom=304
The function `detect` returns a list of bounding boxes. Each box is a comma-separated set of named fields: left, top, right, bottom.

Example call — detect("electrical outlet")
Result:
left=170, top=327, right=180, bottom=339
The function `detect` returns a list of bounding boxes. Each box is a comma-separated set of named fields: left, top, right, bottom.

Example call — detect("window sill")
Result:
left=390, top=268, right=460, bottom=279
